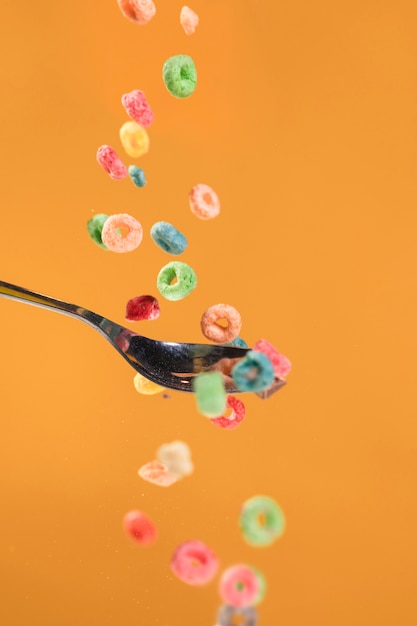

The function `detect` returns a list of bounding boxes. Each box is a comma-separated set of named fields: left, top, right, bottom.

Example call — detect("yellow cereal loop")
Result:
left=119, top=120, right=150, bottom=158
left=133, top=372, right=165, bottom=395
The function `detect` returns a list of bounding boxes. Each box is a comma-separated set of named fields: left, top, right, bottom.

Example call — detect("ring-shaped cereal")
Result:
left=216, top=604, right=258, bottom=626
left=180, top=6, right=199, bottom=35
left=210, top=395, right=246, bottom=430
left=120, top=121, right=150, bottom=158
left=121, top=89, right=154, bottom=127
left=219, top=564, right=265, bottom=608
left=189, top=183, right=220, bottom=219
left=117, top=0, right=156, bottom=25
left=138, top=460, right=178, bottom=487
left=252, top=338, right=292, bottom=379
left=170, top=539, right=219, bottom=586
left=96, top=145, right=128, bottom=180
left=231, top=350, right=274, bottom=392
left=101, top=213, right=143, bottom=253
left=162, top=54, right=197, bottom=98
left=156, top=261, right=197, bottom=301
left=123, top=510, right=157, bottom=546
left=87, top=213, right=109, bottom=249
left=200, top=303, right=242, bottom=344
left=150, top=221, right=188, bottom=255
left=239, top=495, right=285, bottom=547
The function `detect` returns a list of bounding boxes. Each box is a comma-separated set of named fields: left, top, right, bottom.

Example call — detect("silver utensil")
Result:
left=0, top=281, right=286, bottom=398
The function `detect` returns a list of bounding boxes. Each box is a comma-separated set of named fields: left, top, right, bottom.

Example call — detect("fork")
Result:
left=0, top=280, right=286, bottom=398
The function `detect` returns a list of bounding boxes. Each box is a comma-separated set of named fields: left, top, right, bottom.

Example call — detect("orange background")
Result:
left=1, top=1, right=417, bottom=624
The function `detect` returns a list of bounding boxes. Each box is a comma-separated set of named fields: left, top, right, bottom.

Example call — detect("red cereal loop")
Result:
left=188, top=183, right=220, bottom=220
left=117, top=0, right=156, bottom=25
left=121, top=90, right=155, bottom=128
left=210, top=396, right=246, bottom=430
left=101, top=213, right=143, bottom=253
left=125, top=295, right=160, bottom=321
left=123, top=510, right=157, bottom=545
left=170, top=539, right=219, bottom=585
left=252, top=338, right=292, bottom=378
left=138, top=460, right=178, bottom=487
left=200, top=303, right=242, bottom=344
left=96, top=145, right=128, bottom=180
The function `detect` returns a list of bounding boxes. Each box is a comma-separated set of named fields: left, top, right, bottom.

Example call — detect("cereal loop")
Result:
left=210, top=396, right=246, bottom=430
left=121, top=90, right=154, bottom=127
left=101, top=213, right=143, bottom=253
left=201, top=303, right=242, bottom=344
left=156, top=261, right=197, bottom=301
left=252, top=338, right=292, bottom=378
left=120, top=121, right=150, bottom=158
left=239, top=495, right=285, bottom=547
left=156, top=440, right=194, bottom=478
left=219, top=564, right=265, bottom=608
left=193, top=371, right=227, bottom=418
left=96, top=145, right=128, bottom=180
left=87, top=213, right=109, bottom=249
left=189, top=183, right=220, bottom=219
left=216, top=604, right=258, bottom=626
left=162, top=54, right=197, bottom=98
left=180, top=6, right=199, bottom=35
left=123, top=510, right=157, bottom=546
left=125, top=295, right=160, bottom=321
left=117, top=0, right=156, bottom=25
left=170, top=540, right=219, bottom=585
left=231, top=350, right=274, bottom=393
left=133, top=372, right=165, bottom=395
left=138, top=460, right=178, bottom=487
left=128, top=165, right=147, bottom=187
left=150, top=221, right=188, bottom=255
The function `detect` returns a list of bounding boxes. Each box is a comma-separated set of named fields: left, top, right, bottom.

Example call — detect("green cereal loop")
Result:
left=239, top=495, right=285, bottom=547
left=87, top=213, right=109, bottom=249
left=252, top=567, right=267, bottom=605
left=162, top=54, right=197, bottom=98
left=156, top=261, right=197, bottom=301
left=193, top=372, right=227, bottom=417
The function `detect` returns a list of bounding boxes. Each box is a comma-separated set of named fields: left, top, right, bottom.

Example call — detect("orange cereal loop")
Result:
left=101, top=213, right=143, bottom=253
left=117, top=0, right=156, bottom=25
left=188, top=183, right=220, bottom=220
left=133, top=372, right=165, bottom=395
left=138, top=460, right=178, bottom=487
left=200, top=303, right=242, bottom=344
left=180, top=6, right=199, bottom=35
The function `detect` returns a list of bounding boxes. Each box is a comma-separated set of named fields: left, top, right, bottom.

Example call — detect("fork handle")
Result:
left=0, top=280, right=105, bottom=330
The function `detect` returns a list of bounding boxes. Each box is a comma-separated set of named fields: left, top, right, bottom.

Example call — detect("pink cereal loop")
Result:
left=219, top=564, right=260, bottom=608
left=138, top=460, right=178, bottom=487
left=180, top=6, right=199, bottom=35
left=189, top=183, right=220, bottom=220
left=101, top=213, right=143, bottom=253
left=252, top=338, right=292, bottom=378
left=96, top=145, right=128, bottom=180
left=170, top=540, right=219, bottom=586
left=200, top=303, right=242, bottom=344
left=117, top=0, right=156, bottom=25
left=121, top=90, right=155, bottom=128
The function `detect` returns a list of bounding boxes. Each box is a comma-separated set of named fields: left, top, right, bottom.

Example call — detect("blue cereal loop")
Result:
left=150, top=221, right=188, bottom=255
left=224, top=336, right=249, bottom=348
left=128, top=165, right=147, bottom=187
left=231, top=350, right=275, bottom=392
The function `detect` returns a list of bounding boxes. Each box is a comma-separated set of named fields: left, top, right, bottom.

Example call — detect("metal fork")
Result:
left=0, top=281, right=286, bottom=398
